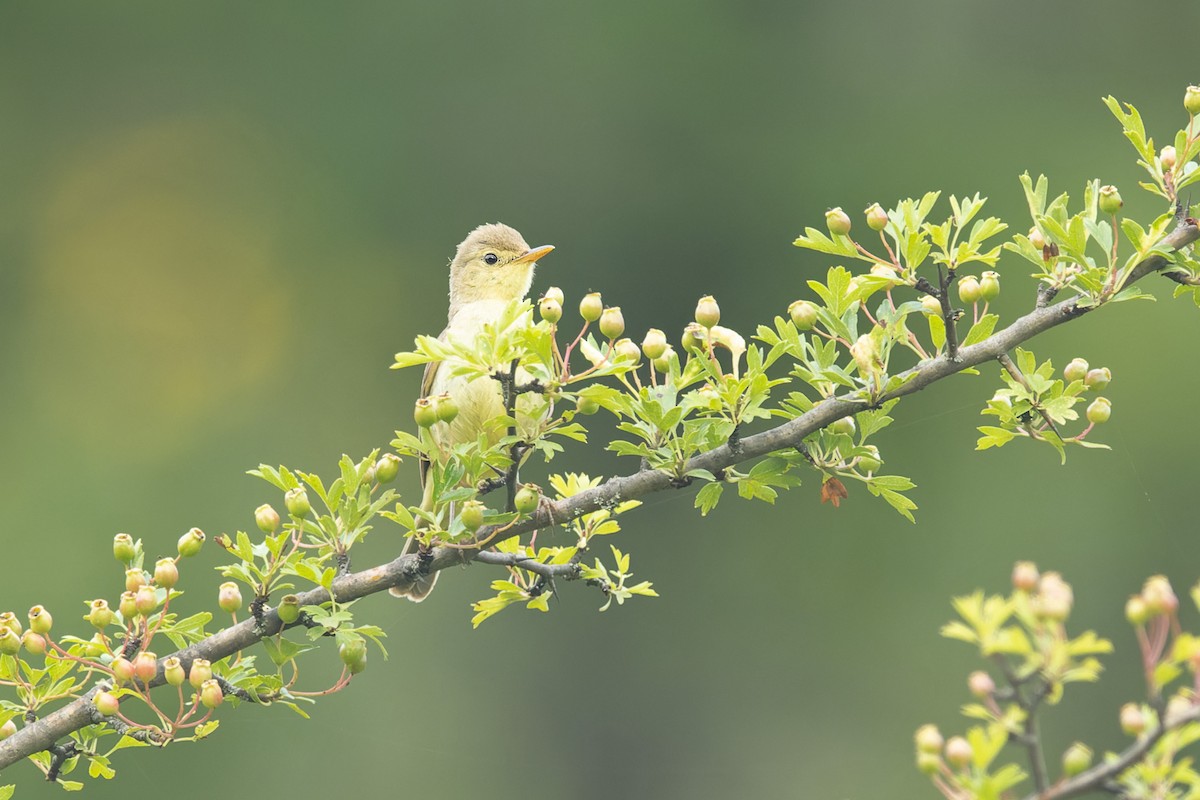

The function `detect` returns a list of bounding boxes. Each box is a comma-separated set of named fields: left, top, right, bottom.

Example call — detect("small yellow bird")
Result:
left=390, top=223, right=554, bottom=602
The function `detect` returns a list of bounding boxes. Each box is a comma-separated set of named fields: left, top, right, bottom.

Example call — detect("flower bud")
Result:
left=865, top=203, right=888, bottom=232
left=514, top=483, right=540, bottom=515
left=1063, top=357, right=1089, bottom=383
left=21, top=631, right=46, bottom=656
left=154, top=558, right=179, bottom=589
left=651, top=346, right=675, bottom=373
left=433, top=392, right=459, bottom=424
left=177, top=527, right=205, bottom=557
left=920, top=295, right=942, bottom=315
left=1142, top=575, right=1179, bottom=615
left=134, top=585, right=158, bottom=616
left=957, top=275, right=982, bottom=304
left=133, top=651, right=158, bottom=683
left=599, top=307, right=625, bottom=340
left=543, top=286, right=564, bottom=305
left=575, top=396, right=600, bottom=415
left=111, top=656, right=135, bottom=684
left=371, top=455, right=400, bottom=485
left=788, top=300, right=818, bottom=331
left=1161, top=145, right=1177, bottom=171
left=1120, top=703, right=1146, bottom=736
left=0, top=628, right=20, bottom=656
left=695, top=295, right=720, bottom=329
left=82, top=634, right=107, bottom=657
left=0, top=719, right=16, bottom=739
left=1185, top=85, right=1200, bottom=116
left=579, top=292, right=603, bottom=323
left=825, top=207, right=852, bottom=236
left=188, top=658, right=213, bottom=689
left=27, top=605, right=52, bottom=636
left=1086, top=397, right=1111, bottom=424
left=978, top=271, right=1000, bottom=301
left=0, top=615, right=18, bottom=637
left=163, top=656, right=186, bottom=687
left=118, top=591, right=137, bottom=620
left=284, top=487, right=311, bottom=518
left=614, top=338, right=641, bottom=365
left=113, top=533, right=136, bottom=563
left=459, top=500, right=485, bottom=533
left=944, top=736, right=973, bottom=768
left=829, top=416, right=856, bottom=436
left=916, top=751, right=941, bottom=775
left=1029, top=227, right=1047, bottom=250
left=1034, top=571, right=1073, bottom=621
left=413, top=397, right=438, bottom=428
left=218, top=582, right=243, bottom=614
left=277, top=595, right=301, bottom=624
left=1098, top=185, right=1123, bottom=215
left=255, top=503, right=281, bottom=533
left=339, top=638, right=368, bottom=674
left=1012, top=561, right=1039, bottom=591
left=1062, top=742, right=1092, bottom=777
left=681, top=322, right=706, bottom=353
left=850, top=333, right=879, bottom=374
left=914, top=724, right=944, bottom=754
left=88, top=599, right=115, bottom=629
left=200, top=678, right=224, bottom=709
left=869, top=264, right=900, bottom=284
left=1126, top=595, right=1150, bottom=625
left=967, top=671, right=995, bottom=698
left=1084, top=367, right=1111, bottom=390
left=642, top=329, right=668, bottom=360
left=538, top=296, right=563, bottom=324
left=125, top=568, right=147, bottom=593
left=857, top=445, right=882, bottom=473
left=94, top=691, right=120, bottom=717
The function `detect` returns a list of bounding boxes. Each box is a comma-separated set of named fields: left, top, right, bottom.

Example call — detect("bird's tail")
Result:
left=390, top=471, right=439, bottom=602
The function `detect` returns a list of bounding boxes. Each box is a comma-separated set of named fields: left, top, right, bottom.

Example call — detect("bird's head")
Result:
left=447, top=223, right=554, bottom=317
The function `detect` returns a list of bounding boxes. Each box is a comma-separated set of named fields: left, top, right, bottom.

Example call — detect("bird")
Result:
left=390, top=223, right=554, bottom=602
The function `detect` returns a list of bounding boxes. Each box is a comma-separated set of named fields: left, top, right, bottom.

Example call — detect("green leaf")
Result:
left=961, top=314, right=999, bottom=347
left=694, top=482, right=723, bottom=516
left=0, top=785, right=13, bottom=800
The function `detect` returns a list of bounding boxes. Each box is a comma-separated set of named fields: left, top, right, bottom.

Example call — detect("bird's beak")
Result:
left=510, top=244, right=555, bottom=265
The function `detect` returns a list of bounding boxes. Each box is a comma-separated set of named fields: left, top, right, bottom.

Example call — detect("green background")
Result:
left=3, top=2, right=1200, bottom=797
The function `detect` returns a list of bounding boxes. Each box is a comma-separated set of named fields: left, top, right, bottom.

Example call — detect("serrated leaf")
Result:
left=962, top=314, right=999, bottom=346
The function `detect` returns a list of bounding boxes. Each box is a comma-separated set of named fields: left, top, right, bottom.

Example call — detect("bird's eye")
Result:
left=483, top=253, right=499, bottom=266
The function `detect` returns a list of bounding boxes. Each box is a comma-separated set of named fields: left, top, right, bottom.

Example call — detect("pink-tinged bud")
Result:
left=218, top=582, right=243, bottom=614
left=1142, top=575, right=1179, bottom=615
left=135, top=585, right=158, bottom=616
left=614, top=338, right=641, bottom=365
left=199, top=678, right=224, bottom=709
left=957, top=275, right=982, bottom=304
left=538, top=296, right=563, bottom=324
left=979, top=271, right=1000, bottom=301
left=1012, top=561, right=1039, bottom=592
left=514, top=484, right=540, bottom=515
left=113, top=533, right=136, bottom=563
left=967, top=671, right=995, bottom=698
left=829, top=416, right=856, bottom=436
left=154, top=558, right=179, bottom=589
left=825, top=207, right=852, bottom=236
left=277, top=595, right=301, bottom=625
left=642, top=328, right=668, bottom=360
left=1120, top=703, right=1146, bottom=736
left=0, top=611, right=20, bottom=634
left=694, top=296, right=721, bottom=329
left=28, top=605, right=52, bottom=635
left=413, top=397, right=438, bottom=428
left=111, top=656, right=135, bottom=684
left=1126, top=595, right=1150, bottom=625
left=920, top=295, right=942, bottom=315
left=1185, top=85, right=1200, bottom=116
left=916, top=751, right=941, bottom=775
left=163, top=656, right=185, bottom=687
left=118, top=591, right=137, bottom=620
left=1063, top=358, right=1089, bottom=383
left=865, top=203, right=889, bottom=232
left=1161, top=145, right=1178, bottom=171
left=1086, top=397, right=1111, bottom=424
left=788, top=300, right=819, bottom=330
left=177, top=527, right=205, bottom=557
left=1098, top=185, right=1123, bottom=215
left=88, top=599, right=115, bottom=629
left=0, top=628, right=20, bottom=656
left=543, top=286, right=565, bottom=305
left=21, top=631, right=46, bottom=656
left=1084, top=367, right=1111, bottom=390
left=339, top=638, right=368, bottom=674
left=579, top=292, right=603, bottom=323
left=459, top=500, right=485, bottom=533
left=0, top=719, right=17, bottom=739
left=124, top=569, right=146, bottom=593
left=681, top=322, right=706, bottom=353
left=284, top=487, right=311, bottom=518
left=1035, top=571, right=1073, bottom=621
left=1029, top=227, right=1047, bottom=250
left=188, top=658, right=213, bottom=688
left=433, top=392, right=459, bottom=424
left=1165, top=694, right=1192, bottom=726
left=944, top=736, right=973, bottom=768
left=94, top=691, right=120, bottom=717
left=133, top=651, right=158, bottom=683
left=599, top=307, right=625, bottom=340
left=255, top=503, right=282, bottom=533
left=1062, top=742, right=1092, bottom=777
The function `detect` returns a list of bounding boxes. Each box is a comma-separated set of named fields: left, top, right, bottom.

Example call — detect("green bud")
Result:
left=599, top=307, right=625, bottom=340
left=21, top=631, right=46, bottom=656
left=694, top=295, right=720, bottom=328
left=1098, top=185, right=1123, bottom=215
left=199, top=678, right=224, bottom=709
left=413, top=397, right=438, bottom=428
left=613, top=338, right=641, bottom=365
left=1120, top=703, right=1146, bottom=736
left=957, top=275, right=982, bottom=304
left=0, top=719, right=16, bottom=739
left=0, top=612, right=20, bottom=635
left=0, top=627, right=21, bottom=656
left=1185, top=85, right=1200, bottom=116
left=1086, top=397, right=1111, bottom=424
left=1063, top=357, right=1089, bottom=383
left=1161, top=145, right=1177, bottom=171
left=538, top=296, right=563, bottom=324
left=1062, top=742, right=1092, bottom=777
left=916, top=751, right=941, bottom=775
left=113, top=533, right=136, bottom=563
left=218, top=582, right=243, bottom=614
left=825, top=207, right=852, bottom=236
left=788, top=300, right=818, bottom=331
left=575, top=396, right=600, bottom=415
left=944, top=736, right=973, bottom=769
left=914, top=724, right=944, bottom=754
left=88, top=599, right=115, bottom=629
left=339, top=638, right=368, bottom=674
left=94, top=691, right=120, bottom=717
left=460, top=500, right=485, bottom=533
left=1123, top=595, right=1150, bottom=628
left=284, top=487, right=311, bottom=518
left=82, top=634, right=107, bottom=657
left=134, top=585, right=158, bottom=616
left=1012, top=561, right=1039, bottom=591
left=28, top=605, right=52, bottom=635
left=188, top=658, right=212, bottom=689
left=579, top=292, right=603, bottom=323
left=1084, top=367, right=1111, bottom=390
left=177, top=527, right=205, bottom=558
left=920, top=295, right=942, bottom=315
left=856, top=445, right=881, bottom=473
left=514, top=483, right=540, bottom=515
left=433, top=392, right=459, bottom=424
left=118, top=591, right=137, bottom=620
left=163, top=656, right=186, bottom=687
left=651, top=346, right=675, bottom=373
left=255, top=503, right=281, bottom=533
left=829, top=416, right=856, bottom=436
left=277, top=595, right=301, bottom=624
left=865, top=203, right=888, bottom=232
left=543, top=286, right=564, bottom=305
left=1143, top=575, right=1179, bottom=615
left=375, top=454, right=401, bottom=484
left=133, top=651, right=158, bottom=683
left=978, top=271, right=1000, bottom=301
left=125, top=568, right=146, bottom=593
left=111, top=656, right=135, bottom=684
left=681, top=322, right=706, bottom=353
left=642, top=328, right=668, bottom=360
left=154, top=558, right=179, bottom=589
